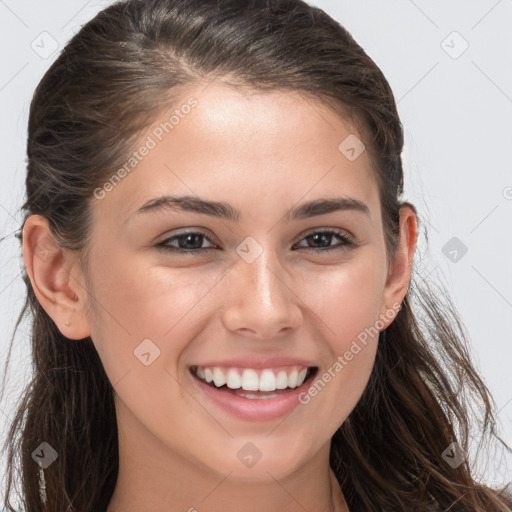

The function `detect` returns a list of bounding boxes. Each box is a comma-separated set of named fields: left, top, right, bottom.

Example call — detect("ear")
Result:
left=379, top=203, right=418, bottom=327
left=22, top=214, right=91, bottom=340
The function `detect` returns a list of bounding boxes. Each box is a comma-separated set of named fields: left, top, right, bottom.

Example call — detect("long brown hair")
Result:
left=2, top=0, right=511, bottom=510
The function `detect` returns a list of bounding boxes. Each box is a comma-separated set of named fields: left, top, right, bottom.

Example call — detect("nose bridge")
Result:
left=250, top=247, right=278, bottom=298
left=221, top=242, right=302, bottom=338
left=239, top=246, right=289, bottom=310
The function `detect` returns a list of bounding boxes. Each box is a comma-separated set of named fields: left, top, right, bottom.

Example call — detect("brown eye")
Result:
left=157, top=231, right=217, bottom=254
left=294, top=230, right=354, bottom=253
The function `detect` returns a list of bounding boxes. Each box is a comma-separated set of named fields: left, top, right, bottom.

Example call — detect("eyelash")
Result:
left=156, top=229, right=355, bottom=255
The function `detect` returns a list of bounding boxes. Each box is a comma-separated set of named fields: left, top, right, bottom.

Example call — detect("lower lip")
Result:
left=190, top=370, right=316, bottom=421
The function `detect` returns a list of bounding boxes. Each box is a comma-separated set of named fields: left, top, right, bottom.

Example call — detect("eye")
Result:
left=156, top=228, right=355, bottom=255
left=156, top=231, right=217, bottom=253
left=293, top=229, right=354, bottom=253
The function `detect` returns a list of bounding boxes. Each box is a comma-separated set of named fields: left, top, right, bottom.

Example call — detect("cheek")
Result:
left=84, top=252, right=219, bottom=380
left=303, top=250, right=386, bottom=348
left=296, top=252, right=385, bottom=425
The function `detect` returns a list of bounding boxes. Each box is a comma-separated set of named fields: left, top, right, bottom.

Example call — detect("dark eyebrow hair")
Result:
left=131, top=195, right=371, bottom=222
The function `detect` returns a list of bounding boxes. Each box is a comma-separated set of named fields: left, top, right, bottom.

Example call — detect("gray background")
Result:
left=1, top=0, right=511, bottom=502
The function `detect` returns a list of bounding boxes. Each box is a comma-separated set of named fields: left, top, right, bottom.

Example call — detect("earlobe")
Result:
left=380, top=204, right=418, bottom=327
left=22, top=214, right=91, bottom=340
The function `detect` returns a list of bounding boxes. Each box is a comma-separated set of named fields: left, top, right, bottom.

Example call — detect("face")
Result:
left=30, top=81, right=413, bottom=483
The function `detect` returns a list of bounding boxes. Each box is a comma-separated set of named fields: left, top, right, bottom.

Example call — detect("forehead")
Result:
left=94, top=81, right=380, bottom=223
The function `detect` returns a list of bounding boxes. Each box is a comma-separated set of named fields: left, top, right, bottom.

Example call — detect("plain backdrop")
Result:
left=1, top=0, right=511, bottom=503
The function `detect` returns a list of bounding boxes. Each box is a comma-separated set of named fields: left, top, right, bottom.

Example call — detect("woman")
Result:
left=1, top=0, right=511, bottom=511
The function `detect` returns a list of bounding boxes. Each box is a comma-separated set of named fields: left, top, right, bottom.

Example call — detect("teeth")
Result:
left=241, top=369, right=259, bottom=391
left=237, top=391, right=281, bottom=399
left=193, top=365, right=313, bottom=391
left=226, top=368, right=242, bottom=389
left=288, top=369, right=298, bottom=388
left=259, top=369, right=276, bottom=391
left=212, top=367, right=226, bottom=387
left=276, top=371, right=288, bottom=389
left=297, top=368, right=308, bottom=387
left=204, top=368, right=214, bottom=383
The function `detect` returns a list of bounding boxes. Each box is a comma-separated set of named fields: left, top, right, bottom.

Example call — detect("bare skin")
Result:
left=23, top=81, right=417, bottom=512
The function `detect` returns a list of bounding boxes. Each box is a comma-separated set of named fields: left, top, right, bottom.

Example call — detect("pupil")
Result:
left=180, top=234, right=202, bottom=249
left=310, top=233, right=331, bottom=247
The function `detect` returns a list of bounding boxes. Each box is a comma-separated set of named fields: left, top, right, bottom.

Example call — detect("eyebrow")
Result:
left=131, top=195, right=370, bottom=222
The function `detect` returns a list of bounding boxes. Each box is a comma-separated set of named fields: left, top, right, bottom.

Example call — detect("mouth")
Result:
left=189, top=363, right=319, bottom=420
left=189, top=365, right=319, bottom=399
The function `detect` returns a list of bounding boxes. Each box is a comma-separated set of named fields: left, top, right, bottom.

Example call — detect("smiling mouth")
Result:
left=190, top=366, right=318, bottom=398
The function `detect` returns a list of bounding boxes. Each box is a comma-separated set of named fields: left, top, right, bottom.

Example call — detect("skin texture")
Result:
left=23, top=81, right=417, bottom=512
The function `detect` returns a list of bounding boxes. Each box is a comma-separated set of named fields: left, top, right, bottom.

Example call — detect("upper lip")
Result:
left=190, top=356, right=317, bottom=369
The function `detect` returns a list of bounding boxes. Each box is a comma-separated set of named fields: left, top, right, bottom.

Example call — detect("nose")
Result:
left=221, top=251, right=303, bottom=340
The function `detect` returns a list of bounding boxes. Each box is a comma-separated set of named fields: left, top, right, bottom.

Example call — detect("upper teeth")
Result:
left=193, top=365, right=310, bottom=391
